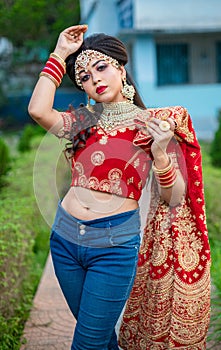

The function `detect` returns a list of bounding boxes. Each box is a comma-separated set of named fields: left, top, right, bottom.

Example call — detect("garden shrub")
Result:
left=210, top=110, right=221, bottom=167
left=0, top=137, right=10, bottom=186
left=17, top=123, right=46, bottom=152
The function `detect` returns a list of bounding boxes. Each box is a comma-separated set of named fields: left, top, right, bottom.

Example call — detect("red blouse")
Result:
left=59, top=111, right=152, bottom=201
left=71, top=125, right=152, bottom=200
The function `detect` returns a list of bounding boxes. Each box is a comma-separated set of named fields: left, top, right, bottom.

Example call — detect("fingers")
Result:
left=146, top=117, right=177, bottom=135
left=63, top=24, right=88, bottom=36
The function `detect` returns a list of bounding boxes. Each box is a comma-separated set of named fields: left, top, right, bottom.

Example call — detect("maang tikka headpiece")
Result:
left=75, top=49, right=120, bottom=89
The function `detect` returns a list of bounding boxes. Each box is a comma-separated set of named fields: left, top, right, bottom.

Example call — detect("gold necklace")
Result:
left=98, top=101, right=143, bottom=132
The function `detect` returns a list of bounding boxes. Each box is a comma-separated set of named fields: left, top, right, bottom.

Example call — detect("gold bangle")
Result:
left=39, top=72, right=60, bottom=88
left=50, top=52, right=66, bottom=68
left=152, top=156, right=172, bottom=174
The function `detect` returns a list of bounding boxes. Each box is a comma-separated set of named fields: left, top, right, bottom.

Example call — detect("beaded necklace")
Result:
left=98, top=101, right=143, bottom=133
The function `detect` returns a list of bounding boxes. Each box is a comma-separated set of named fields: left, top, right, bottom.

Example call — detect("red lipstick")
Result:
left=96, top=86, right=107, bottom=94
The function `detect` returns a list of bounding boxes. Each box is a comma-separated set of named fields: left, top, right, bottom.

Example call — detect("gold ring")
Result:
left=159, top=120, right=170, bottom=132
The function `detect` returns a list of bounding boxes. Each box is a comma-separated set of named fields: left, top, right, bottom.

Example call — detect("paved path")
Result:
left=20, top=254, right=76, bottom=350
left=20, top=253, right=220, bottom=350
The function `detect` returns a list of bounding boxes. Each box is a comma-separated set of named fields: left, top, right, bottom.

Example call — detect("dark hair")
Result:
left=66, top=33, right=146, bottom=108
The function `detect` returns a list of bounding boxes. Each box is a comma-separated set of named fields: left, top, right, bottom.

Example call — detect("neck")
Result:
left=98, top=101, right=142, bottom=132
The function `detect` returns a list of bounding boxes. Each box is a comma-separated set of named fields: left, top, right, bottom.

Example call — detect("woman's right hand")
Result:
left=54, top=24, right=88, bottom=60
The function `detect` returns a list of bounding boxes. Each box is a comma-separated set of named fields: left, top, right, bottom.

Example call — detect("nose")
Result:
left=91, top=72, right=101, bottom=85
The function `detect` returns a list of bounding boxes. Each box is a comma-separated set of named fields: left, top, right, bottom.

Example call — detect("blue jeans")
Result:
left=50, top=201, right=141, bottom=350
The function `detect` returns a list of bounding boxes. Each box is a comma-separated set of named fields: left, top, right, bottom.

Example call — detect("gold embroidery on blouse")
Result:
left=108, top=168, right=122, bottom=181
left=88, top=176, right=99, bottom=190
left=173, top=108, right=195, bottom=143
left=127, top=177, right=134, bottom=184
left=78, top=175, right=87, bottom=187
left=133, top=158, right=140, bottom=168
left=91, top=151, right=105, bottom=166
left=74, top=161, right=84, bottom=175
left=124, top=149, right=143, bottom=170
left=99, top=135, right=108, bottom=145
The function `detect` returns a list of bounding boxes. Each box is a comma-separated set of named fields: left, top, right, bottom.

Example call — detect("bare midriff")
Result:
left=61, top=187, right=139, bottom=220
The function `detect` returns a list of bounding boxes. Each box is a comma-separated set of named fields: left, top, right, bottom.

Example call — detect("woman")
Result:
left=28, top=25, right=210, bottom=349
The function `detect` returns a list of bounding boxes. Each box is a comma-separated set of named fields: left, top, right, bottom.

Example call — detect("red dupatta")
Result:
left=119, top=106, right=211, bottom=349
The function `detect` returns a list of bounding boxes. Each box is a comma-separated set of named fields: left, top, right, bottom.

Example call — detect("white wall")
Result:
left=80, top=0, right=120, bottom=36
left=134, top=36, right=221, bottom=139
left=135, top=0, right=221, bottom=31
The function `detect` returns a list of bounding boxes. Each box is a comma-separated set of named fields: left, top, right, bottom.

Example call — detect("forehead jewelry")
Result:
left=75, top=49, right=120, bottom=89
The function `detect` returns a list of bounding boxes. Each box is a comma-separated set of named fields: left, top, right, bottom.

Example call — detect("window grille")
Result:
left=156, top=43, right=189, bottom=86
left=217, top=42, right=221, bottom=83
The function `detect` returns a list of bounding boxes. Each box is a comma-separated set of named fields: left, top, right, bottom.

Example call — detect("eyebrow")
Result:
left=79, top=60, right=105, bottom=75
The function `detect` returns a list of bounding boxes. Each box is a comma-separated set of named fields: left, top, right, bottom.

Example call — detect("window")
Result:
left=156, top=44, right=189, bottom=86
left=217, top=42, right=221, bottom=83
left=117, top=0, right=133, bottom=28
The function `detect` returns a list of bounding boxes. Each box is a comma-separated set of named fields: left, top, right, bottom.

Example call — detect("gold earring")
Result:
left=86, top=95, right=94, bottom=113
left=121, top=76, right=135, bottom=103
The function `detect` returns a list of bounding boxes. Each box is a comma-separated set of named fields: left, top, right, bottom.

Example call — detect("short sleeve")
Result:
left=56, top=111, right=76, bottom=140
left=56, top=106, right=101, bottom=141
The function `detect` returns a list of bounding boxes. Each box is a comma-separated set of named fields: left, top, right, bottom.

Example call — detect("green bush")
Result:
left=210, top=110, right=221, bottom=167
left=0, top=137, right=10, bottom=179
left=17, top=123, right=46, bottom=153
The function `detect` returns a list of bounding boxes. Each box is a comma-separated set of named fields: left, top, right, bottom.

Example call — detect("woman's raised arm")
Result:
left=28, top=24, right=88, bottom=133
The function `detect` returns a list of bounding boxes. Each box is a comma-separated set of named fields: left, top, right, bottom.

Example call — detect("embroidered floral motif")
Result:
left=88, top=177, right=99, bottom=190
left=127, top=177, right=134, bottom=184
left=78, top=175, right=87, bottom=187
left=108, top=168, right=122, bottom=181
left=91, top=151, right=105, bottom=166
left=99, top=135, right=108, bottom=145
left=74, top=161, right=84, bottom=176
left=99, top=179, right=111, bottom=192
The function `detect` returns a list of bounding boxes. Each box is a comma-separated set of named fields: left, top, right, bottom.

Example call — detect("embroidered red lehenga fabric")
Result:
left=118, top=106, right=211, bottom=349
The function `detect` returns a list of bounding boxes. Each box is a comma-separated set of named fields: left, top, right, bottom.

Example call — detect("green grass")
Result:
left=0, top=132, right=70, bottom=349
left=201, top=141, right=221, bottom=348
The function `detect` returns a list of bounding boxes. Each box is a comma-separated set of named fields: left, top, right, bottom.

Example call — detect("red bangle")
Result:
left=39, top=56, right=66, bottom=88
left=152, top=157, right=177, bottom=188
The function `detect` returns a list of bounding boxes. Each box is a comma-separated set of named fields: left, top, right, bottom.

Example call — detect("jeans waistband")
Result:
left=51, top=200, right=141, bottom=248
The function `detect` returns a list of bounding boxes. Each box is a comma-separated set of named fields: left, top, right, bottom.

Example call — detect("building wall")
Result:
left=80, top=0, right=221, bottom=139
left=134, top=0, right=221, bottom=31
left=133, top=35, right=221, bottom=139
left=80, top=0, right=120, bottom=36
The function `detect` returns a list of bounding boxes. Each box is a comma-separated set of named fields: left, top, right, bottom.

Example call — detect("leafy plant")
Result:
left=0, top=0, right=80, bottom=50
left=0, top=137, right=10, bottom=177
left=210, top=110, right=221, bottom=167
left=17, top=123, right=46, bottom=152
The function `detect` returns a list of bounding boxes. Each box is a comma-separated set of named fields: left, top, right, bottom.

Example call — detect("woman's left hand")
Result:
left=148, top=117, right=176, bottom=160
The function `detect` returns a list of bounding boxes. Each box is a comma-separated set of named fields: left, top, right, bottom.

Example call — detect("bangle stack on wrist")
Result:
left=152, top=157, right=177, bottom=188
left=39, top=53, right=66, bottom=88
